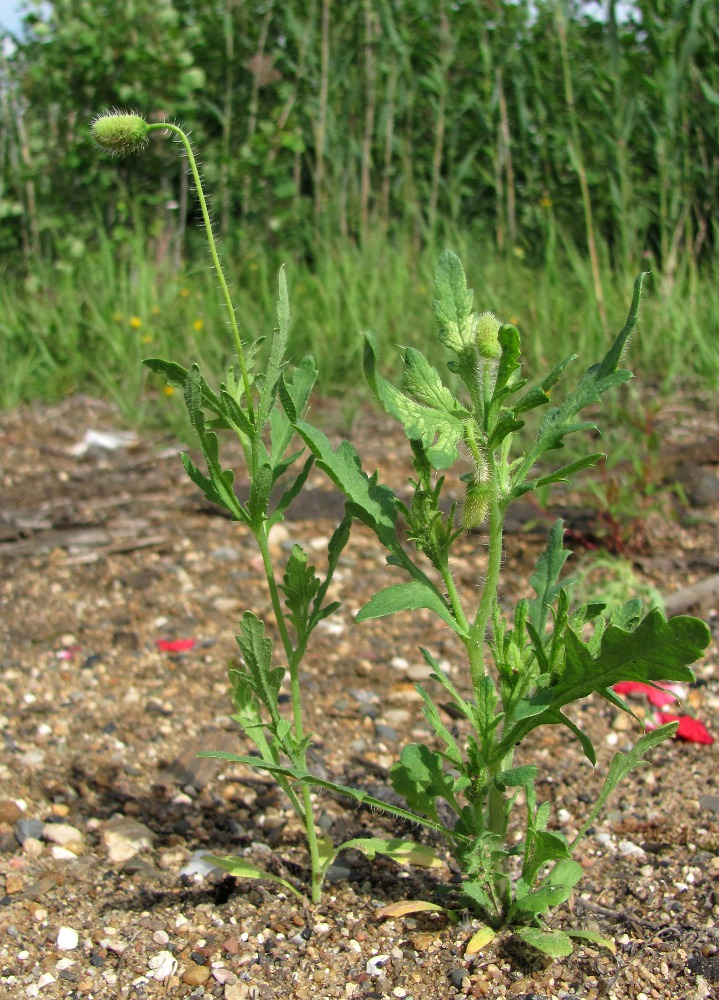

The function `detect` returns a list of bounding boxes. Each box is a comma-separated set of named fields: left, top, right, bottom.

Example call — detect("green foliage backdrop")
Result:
left=2, top=0, right=718, bottom=283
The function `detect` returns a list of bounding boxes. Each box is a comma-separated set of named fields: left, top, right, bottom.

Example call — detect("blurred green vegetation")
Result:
left=1, top=0, right=718, bottom=419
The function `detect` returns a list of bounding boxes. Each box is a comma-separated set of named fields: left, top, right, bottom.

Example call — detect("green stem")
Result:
left=468, top=480, right=504, bottom=698
left=148, top=122, right=255, bottom=422
left=256, top=528, right=322, bottom=903
left=440, top=562, right=470, bottom=635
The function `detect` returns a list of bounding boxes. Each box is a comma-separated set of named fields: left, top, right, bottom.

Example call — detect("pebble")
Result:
left=56, top=927, right=79, bottom=951
left=43, top=822, right=84, bottom=846
left=618, top=839, right=645, bottom=859
left=449, top=967, right=470, bottom=989
left=5, top=873, right=23, bottom=894
left=366, top=955, right=391, bottom=976
left=152, top=930, right=170, bottom=946
left=0, top=799, right=23, bottom=824
left=182, top=963, right=211, bottom=986
left=382, top=708, right=410, bottom=727
left=101, top=816, right=155, bottom=863
left=211, top=968, right=236, bottom=985
left=148, top=951, right=178, bottom=981
left=51, top=846, right=79, bottom=861
left=406, top=664, right=433, bottom=681
left=699, top=794, right=719, bottom=816
left=224, top=984, right=250, bottom=1000
left=15, top=819, right=45, bottom=844
left=179, top=850, right=220, bottom=879
left=22, top=837, right=44, bottom=858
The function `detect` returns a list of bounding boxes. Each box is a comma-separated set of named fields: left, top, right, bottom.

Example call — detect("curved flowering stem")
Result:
left=91, top=111, right=254, bottom=423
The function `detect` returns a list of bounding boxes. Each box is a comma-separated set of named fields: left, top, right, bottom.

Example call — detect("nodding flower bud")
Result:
left=91, top=111, right=151, bottom=156
left=476, top=311, right=502, bottom=359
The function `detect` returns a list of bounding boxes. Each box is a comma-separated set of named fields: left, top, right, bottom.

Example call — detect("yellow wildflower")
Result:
left=179, top=287, right=190, bottom=299
left=164, top=385, right=175, bottom=396
left=141, top=335, right=152, bottom=344
left=129, top=316, right=142, bottom=329
left=192, top=319, right=204, bottom=332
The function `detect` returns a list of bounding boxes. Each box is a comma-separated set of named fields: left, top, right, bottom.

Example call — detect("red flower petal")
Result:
left=656, top=712, right=714, bottom=745
left=612, top=681, right=678, bottom=708
left=156, top=639, right=196, bottom=653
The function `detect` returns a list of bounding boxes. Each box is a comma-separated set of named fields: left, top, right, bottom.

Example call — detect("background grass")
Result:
left=1, top=226, right=717, bottom=433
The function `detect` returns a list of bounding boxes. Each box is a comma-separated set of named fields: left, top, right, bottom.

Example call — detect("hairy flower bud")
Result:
left=476, top=311, right=502, bottom=359
left=461, top=479, right=492, bottom=529
left=91, top=111, right=151, bottom=156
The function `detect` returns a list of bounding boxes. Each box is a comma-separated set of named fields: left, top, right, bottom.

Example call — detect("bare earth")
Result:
left=1, top=394, right=718, bottom=1000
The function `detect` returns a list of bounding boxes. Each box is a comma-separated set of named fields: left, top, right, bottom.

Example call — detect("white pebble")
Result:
left=390, top=657, right=408, bottom=670
left=51, top=846, right=77, bottom=861
left=56, top=927, right=79, bottom=951
left=557, top=808, right=572, bottom=824
left=211, top=967, right=236, bottom=985
left=618, top=839, right=645, bottom=859
left=43, top=823, right=84, bottom=847
left=366, top=955, right=390, bottom=976
left=152, top=930, right=170, bottom=946
left=147, top=950, right=178, bottom=981
left=37, top=973, right=55, bottom=989
left=605, top=732, right=619, bottom=746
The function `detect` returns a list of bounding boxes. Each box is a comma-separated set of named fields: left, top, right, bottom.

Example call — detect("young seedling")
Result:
left=91, top=113, right=711, bottom=955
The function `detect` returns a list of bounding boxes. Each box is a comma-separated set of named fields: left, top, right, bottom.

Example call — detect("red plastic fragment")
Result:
left=156, top=639, right=196, bottom=653
left=656, top=712, right=714, bottom=745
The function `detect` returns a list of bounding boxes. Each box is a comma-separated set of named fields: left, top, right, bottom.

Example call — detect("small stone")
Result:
left=182, top=963, right=211, bottom=986
left=224, top=984, right=249, bottom=1000
left=152, top=930, right=170, bottom=946
left=5, top=873, right=23, bottom=894
left=382, top=708, right=410, bottom=727
left=699, top=794, right=719, bottom=816
left=51, top=846, right=79, bottom=860
left=15, top=819, right=45, bottom=844
left=410, top=932, right=436, bottom=952
left=212, top=968, right=236, bottom=985
left=406, top=663, right=433, bottom=682
left=449, top=967, right=469, bottom=989
left=22, top=838, right=44, bottom=858
left=101, top=816, right=154, bottom=863
left=618, top=839, right=645, bottom=859
left=148, top=951, right=178, bottom=981
left=221, top=935, right=240, bottom=955
left=56, top=927, right=79, bottom=951
left=366, top=955, right=390, bottom=976
left=159, top=847, right=189, bottom=869
left=0, top=800, right=23, bottom=824
left=179, top=850, right=220, bottom=879
left=37, top=973, right=55, bottom=989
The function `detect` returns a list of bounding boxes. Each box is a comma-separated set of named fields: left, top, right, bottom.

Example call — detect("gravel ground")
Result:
left=1, top=395, right=718, bottom=1000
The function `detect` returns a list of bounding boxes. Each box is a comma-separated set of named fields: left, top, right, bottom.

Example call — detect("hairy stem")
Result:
left=256, top=529, right=321, bottom=903
left=147, top=122, right=254, bottom=421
